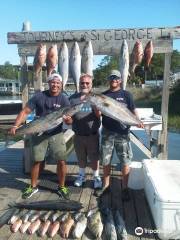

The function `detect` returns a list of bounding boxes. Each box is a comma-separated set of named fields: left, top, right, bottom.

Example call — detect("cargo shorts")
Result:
left=74, top=133, right=100, bottom=163
left=101, top=127, right=133, bottom=167
left=31, top=132, right=67, bottom=162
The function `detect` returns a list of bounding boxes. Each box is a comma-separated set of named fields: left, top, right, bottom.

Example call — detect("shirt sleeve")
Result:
left=128, top=92, right=136, bottom=112
left=26, top=94, right=38, bottom=111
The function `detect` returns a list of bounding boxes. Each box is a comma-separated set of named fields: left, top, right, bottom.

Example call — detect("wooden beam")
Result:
left=158, top=53, right=171, bottom=159
left=7, top=27, right=180, bottom=45
left=130, top=132, right=152, bottom=158
left=20, top=56, right=28, bottom=107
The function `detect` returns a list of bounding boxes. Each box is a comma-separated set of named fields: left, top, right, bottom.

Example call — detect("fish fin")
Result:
left=37, top=132, right=43, bottom=136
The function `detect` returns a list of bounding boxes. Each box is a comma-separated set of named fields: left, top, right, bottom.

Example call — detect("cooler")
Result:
left=142, top=159, right=180, bottom=240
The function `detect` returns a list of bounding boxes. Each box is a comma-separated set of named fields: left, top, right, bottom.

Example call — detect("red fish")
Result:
left=33, top=44, right=46, bottom=76
left=144, top=40, right=154, bottom=68
left=46, top=44, right=58, bottom=76
left=130, top=40, right=144, bottom=73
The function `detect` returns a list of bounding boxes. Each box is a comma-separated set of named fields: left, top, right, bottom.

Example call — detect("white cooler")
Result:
left=142, top=159, right=180, bottom=240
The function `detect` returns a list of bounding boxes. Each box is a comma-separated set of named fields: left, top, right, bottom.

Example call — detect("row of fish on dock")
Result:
left=1, top=200, right=128, bottom=239
left=33, top=39, right=154, bottom=92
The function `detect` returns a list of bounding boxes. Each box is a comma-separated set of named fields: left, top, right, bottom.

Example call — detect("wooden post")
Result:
left=34, top=71, right=43, bottom=92
left=157, top=52, right=171, bottom=159
left=20, top=56, right=28, bottom=107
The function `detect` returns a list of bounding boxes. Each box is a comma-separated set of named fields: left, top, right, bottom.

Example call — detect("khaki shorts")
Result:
left=101, top=128, right=133, bottom=167
left=31, top=132, right=67, bottom=162
left=74, top=133, right=100, bottom=163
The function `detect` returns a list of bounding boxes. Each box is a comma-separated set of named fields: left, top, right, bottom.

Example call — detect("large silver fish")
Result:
left=87, top=93, right=142, bottom=127
left=81, top=41, right=93, bottom=76
left=114, top=210, right=128, bottom=240
left=119, top=40, right=129, bottom=90
left=102, top=208, right=117, bottom=240
left=87, top=210, right=103, bottom=238
left=130, top=40, right=144, bottom=74
left=70, top=42, right=81, bottom=92
left=58, top=42, right=69, bottom=90
left=13, top=103, right=83, bottom=136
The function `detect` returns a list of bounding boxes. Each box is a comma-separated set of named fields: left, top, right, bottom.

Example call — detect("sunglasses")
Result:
left=108, top=75, right=120, bottom=81
left=80, top=82, right=90, bottom=85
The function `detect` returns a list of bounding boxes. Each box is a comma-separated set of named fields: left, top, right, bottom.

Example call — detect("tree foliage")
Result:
left=93, top=50, right=180, bottom=86
left=0, top=62, right=18, bottom=79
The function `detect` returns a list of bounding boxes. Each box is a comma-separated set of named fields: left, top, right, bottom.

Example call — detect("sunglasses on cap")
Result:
left=108, top=75, right=120, bottom=81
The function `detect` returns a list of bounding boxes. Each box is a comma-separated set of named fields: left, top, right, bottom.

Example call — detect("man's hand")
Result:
left=137, top=121, right=144, bottom=128
left=9, top=125, right=18, bottom=135
left=92, top=106, right=101, bottom=118
left=63, top=115, right=73, bottom=125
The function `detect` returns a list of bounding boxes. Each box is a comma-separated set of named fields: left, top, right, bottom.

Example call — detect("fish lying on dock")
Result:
left=87, top=93, right=142, bottom=127
left=114, top=210, right=128, bottom=240
left=101, top=208, right=117, bottom=240
left=87, top=209, right=103, bottom=238
left=1, top=103, right=82, bottom=136
left=9, top=199, right=83, bottom=211
left=0, top=208, right=17, bottom=228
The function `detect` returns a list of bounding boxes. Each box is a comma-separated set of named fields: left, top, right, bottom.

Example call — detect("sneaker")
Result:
left=22, top=185, right=38, bottom=199
left=57, top=186, right=70, bottom=199
left=74, top=175, right=86, bottom=187
left=94, top=186, right=110, bottom=197
left=94, top=176, right=102, bottom=189
left=122, top=188, right=130, bottom=202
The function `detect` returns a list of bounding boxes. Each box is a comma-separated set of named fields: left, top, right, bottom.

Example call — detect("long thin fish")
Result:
left=12, top=103, right=83, bottom=136
left=101, top=208, right=117, bottom=240
left=114, top=210, right=128, bottom=240
left=70, top=42, right=81, bottom=92
left=87, top=93, right=142, bottom=126
left=10, top=199, right=83, bottom=211
left=0, top=208, right=17, bottom=228
left=58, top=42, right=69, bottom=90
left=81, top=41, right=93, bottom=76
left=119, top=40, right=129, bottom=90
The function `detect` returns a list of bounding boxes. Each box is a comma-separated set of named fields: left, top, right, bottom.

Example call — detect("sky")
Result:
left=0, top=0, right=180, bottom=68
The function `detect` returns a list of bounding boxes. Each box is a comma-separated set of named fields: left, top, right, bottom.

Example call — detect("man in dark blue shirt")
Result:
left=65, top=74, right=102, bottom=189
left=10, top=73, right=70, bottom=199
left=95, top=70, right=143, bottom=201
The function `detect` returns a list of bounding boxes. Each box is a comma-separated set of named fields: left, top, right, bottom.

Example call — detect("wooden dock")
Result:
left=0, top=141, right=158, bottom=240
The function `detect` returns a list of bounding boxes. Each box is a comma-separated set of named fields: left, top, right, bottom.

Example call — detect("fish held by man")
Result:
left=119, top=39, right=129, bottom=90
left=81, top=40, right=94, bottom=76
left=58, top=42, right=69, bottom=90
left=33, top=44, right=46, bottom=77
left=70, top=41, right=81, bottom=92
left=87, top=93, right=142, bottom=127
left=9, top=103, right=83, bottom=136
left=46, top=44, right=58, bottom=76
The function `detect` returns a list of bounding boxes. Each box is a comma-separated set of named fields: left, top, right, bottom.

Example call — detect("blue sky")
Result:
left=0, top=0, right=179, bottom=68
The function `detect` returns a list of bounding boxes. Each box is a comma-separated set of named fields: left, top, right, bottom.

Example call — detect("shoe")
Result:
left=74, top=174, right=86, bottom=187
left=94, top=176, right=102, bottom=189
left=122, top=188, right=130, bottom=202
left=22, top=185, right=38, bottom=199
left=57, top=186, right=70, bottom=199
left=94, top=186, right=110, bottom=197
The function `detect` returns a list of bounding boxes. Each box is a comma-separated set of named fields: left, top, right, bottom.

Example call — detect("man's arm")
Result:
left=133, top=109, right=144, bottom=128
left=10, top=106, right=32, bottom=135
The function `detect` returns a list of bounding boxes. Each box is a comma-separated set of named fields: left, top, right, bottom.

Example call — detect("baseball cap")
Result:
left=108, top=70, right=122, bottom=80
left=47, top=73, right=62, bottom=82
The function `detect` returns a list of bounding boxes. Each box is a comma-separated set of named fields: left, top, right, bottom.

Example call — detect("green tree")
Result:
left=0, top=62, right=18, bottom=79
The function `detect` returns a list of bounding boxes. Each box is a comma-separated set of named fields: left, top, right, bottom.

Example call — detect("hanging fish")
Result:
left=119, top=40, right=129, bottom=90
left=144, top=40, right=154, bottom=69
left=130, top=40, right=144, bottom=74
left=46, top=44, right=58, bottom=76
left=58, top=42, right=69, bottom=90
left=70, top=42, right=81, bottom=92
left=81, top=41, right=94, bottom=76
left=33, top=44, right=46, bottom=77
